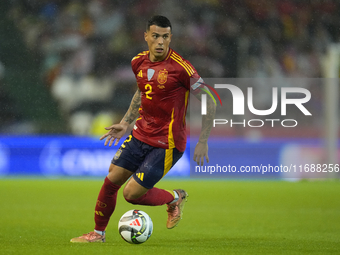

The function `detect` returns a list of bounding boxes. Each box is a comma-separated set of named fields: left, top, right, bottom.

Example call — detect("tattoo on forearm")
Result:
left=123, top=90, right=141, bottom=124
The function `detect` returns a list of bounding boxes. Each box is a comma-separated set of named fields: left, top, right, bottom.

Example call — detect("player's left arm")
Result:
left=193, top=87, right=216, bottom=165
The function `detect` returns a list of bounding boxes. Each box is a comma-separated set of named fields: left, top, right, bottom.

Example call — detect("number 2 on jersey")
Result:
left=145, top=84, right=152, bottom=100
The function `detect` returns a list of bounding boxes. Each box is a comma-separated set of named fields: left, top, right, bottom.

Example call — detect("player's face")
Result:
left=145, top=25, right=172, bottom=62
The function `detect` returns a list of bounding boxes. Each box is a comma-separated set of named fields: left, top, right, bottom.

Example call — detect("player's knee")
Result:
left=125, top=197, right=138, bottom=204
left=123, top=188, right=142, bottom=202
left=124, top=194, right=140, bottom=204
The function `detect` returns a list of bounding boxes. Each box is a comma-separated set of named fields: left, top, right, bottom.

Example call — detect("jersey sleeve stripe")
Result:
left=138, top=51, right=149, bottom=56
left=132, top=51, right=149, bottom=61
left=171, top=56, right=194, bottom=76
left=171, top=56, right=194, bottom=75
left=171, top=53, right=195, bottom=74
left=171, top=53, right=194, bottom=73
left=132, top=56, right=141, bottom=61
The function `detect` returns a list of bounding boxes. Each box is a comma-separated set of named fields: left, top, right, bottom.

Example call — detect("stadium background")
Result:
left=0, top=0, right=339, bottom=178
left=0, top=1, right=339, bottom=254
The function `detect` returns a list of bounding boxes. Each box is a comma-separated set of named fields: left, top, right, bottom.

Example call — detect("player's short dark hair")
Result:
left=147, top=15, right=172, bottom=31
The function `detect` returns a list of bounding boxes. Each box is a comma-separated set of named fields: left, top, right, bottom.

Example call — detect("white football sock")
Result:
left=169, top=190, right=179, bottom=204
left=94, top=230, right=105, bottom=236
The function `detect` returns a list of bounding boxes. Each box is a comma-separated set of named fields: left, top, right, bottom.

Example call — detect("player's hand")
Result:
left=100, top=123, right=128, bottom=146
left=193, top=141, right=209, bottom=165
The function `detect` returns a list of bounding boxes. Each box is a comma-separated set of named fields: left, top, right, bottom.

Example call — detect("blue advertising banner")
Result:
left=0, top=136, right=327, bottom=179
left=0, top=136, right=189, bottom=177
left=190, top=138, right=282, bottom=178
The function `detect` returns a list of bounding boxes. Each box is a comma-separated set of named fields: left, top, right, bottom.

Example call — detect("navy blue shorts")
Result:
left=111, top=134, right=183, bottom=189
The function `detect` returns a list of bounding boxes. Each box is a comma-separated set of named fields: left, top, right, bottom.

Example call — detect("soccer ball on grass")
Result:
left=118, top=210, right=153, bottom=244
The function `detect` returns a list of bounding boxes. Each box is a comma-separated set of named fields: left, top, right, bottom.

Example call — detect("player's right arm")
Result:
left=100, top=87, right=141, bottom=146
left=121, top=87, right=142, bottom=125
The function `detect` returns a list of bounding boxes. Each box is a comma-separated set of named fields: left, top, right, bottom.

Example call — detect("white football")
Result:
left=118, top=210, right=153, bottom=244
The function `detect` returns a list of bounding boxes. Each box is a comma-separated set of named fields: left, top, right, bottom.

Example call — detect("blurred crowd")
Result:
left=3, top=0, right=340, bottom=135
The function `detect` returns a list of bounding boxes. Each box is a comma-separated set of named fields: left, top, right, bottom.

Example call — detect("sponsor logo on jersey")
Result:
left=137, top=70, right=143, bottom=78
left=157, top=69, right=168, bottom=84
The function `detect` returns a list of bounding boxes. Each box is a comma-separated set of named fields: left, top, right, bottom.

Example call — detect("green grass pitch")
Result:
left=0, top=178, right=339, bottom=255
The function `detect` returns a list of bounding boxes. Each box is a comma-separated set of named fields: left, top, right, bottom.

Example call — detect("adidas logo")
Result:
left=129, top=219, right=141, bottom=226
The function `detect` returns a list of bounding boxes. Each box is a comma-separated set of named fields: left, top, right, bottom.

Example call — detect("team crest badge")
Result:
left=96, top=200, right=107, bottom=208
left=157, top=69, right=168, bottom=84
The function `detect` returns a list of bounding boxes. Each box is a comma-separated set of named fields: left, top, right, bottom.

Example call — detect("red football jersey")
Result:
left=131, top=48, right=202, bottom=152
